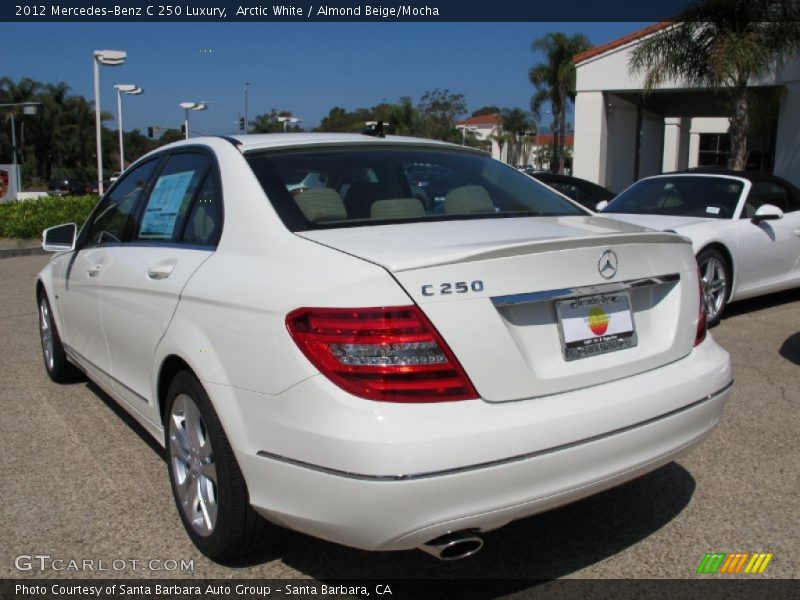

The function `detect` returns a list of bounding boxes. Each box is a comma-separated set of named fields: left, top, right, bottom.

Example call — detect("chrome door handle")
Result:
left=87, top=264, right=102, bottom=277
left=793, top=229, right=800, bottom=237
left=147, top=264, right=175, bottom=280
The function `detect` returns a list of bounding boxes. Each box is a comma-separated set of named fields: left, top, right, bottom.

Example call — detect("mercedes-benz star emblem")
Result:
left=598, top=250, right=618, bottom=279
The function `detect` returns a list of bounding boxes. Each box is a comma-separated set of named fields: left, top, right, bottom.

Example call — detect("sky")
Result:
left=2, top=22, right=651, bottom=134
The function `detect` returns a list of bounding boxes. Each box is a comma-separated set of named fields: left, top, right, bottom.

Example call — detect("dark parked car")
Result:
left=48, top=178, right=86, bottom=196
left=530, top=173, right=615, bottom=211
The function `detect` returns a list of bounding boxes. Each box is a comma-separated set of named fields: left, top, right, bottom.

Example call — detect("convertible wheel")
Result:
left=38, top=291, right=81, bottom=382
left=697, top=248, right=730, bottom=327
left=166, top=371, right=275, bottom=561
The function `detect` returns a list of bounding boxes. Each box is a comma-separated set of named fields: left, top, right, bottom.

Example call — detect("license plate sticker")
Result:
left=556, top=293, right=637, bottom=361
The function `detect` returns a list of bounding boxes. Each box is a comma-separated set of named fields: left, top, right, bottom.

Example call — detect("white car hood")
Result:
left=295, top=215, right=681, bottom=273
left=600, top=213, right=717, bottom=231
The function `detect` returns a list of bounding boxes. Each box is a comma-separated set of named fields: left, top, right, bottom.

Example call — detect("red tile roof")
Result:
left=456, top=114, right=502, bottom=126
left=535, top=134, right=574, bottom=147
left=573, top=21, right=673, bottom=64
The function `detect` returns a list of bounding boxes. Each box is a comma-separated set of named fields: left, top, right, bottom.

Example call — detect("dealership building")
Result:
left=572, top=22, right=800, bottom=192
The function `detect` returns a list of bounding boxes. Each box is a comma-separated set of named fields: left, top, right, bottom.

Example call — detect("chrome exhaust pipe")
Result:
left=418, top=531, right=484, bottom=560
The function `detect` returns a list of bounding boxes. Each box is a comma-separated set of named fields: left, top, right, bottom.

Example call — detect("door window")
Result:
left=85, top=159, right=159, bottom=245
left=137, top=153, right=210, bottom=242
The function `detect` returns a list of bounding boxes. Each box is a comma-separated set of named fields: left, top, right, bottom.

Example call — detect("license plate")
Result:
left=556, top=293, right=637, bottom=361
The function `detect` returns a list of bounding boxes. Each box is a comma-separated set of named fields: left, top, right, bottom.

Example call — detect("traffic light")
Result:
left=180, top=124, right=186, bottom=136
left=239, top=117, right=245, bottom=132
left=147, top=126, right=154, bottom=138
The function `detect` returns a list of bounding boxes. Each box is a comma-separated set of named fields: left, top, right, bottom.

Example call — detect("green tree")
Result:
left=488, top=129, right=512, bottom=163
left=530, top=32, right=590, bottom=173
left=471, top=105, right=501, bottom=118
left=500, top=108, right=536, bottom=166
left=629, top=0, right=800, bottom=170
left=250, top=109, right=302, bottom=133
left=417, top=88, right=468, bottom=142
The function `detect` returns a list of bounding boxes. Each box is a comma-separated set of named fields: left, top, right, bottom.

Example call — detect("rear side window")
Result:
left=742, top=181, right=794, bottom=217
left=85, top=159, right=159, bottom=245
left=181, top=173, right=223, bottom=246
left=137, top=153, right=210, bottom=241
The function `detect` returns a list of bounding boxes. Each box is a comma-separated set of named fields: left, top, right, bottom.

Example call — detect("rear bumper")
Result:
left=206, top=338, right=732, bottom=551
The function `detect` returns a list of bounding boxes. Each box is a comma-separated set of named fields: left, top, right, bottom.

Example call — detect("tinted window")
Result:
left=246, top=147, right=586, bottom=231
left=85, top=159, right=159, bottom=244
left=604, top=176, right=743, bottom=219
left=137, top=153, right=210, bottom=241
left=181, top=172, right=223, bottom=245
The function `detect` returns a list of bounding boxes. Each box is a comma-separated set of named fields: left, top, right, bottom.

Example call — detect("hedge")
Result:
left=0, top=195, right=98, bottom=239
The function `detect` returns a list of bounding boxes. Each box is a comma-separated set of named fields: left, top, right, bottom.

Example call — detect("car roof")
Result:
left=672, top=167, right=794, bottom=187
left=224, top=133, right=480, bottom=154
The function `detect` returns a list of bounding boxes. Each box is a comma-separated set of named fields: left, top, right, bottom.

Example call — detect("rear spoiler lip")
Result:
left=379, top=231, right=690, bottom=273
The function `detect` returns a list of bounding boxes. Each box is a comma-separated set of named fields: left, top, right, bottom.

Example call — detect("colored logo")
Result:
left=696, top=552, right=773, bottom=574
left=598, top=249, right=618, bottom=279
left=587, top=306, right=610, bottom=335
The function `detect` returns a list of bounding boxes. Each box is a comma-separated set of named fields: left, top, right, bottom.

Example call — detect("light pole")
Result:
left=243, top=82, right=249, bottom=134
left=0, top=102, right=41, bottom=196
left=456, top=124, right=478, bottom=146
left=114, top=84, right=142, bottom=172
left=179, top=102, right=207, bottom=139
left=277, top=116, right=302, bottom=132
left=94, top=50, right=126, bottom=196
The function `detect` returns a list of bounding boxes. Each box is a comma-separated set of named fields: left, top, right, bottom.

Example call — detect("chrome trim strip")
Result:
left=256, top=380, right=733, bottom=482
left=491, top=273, right=681, bottom=308
left=64, top=344, right=149, bottom=404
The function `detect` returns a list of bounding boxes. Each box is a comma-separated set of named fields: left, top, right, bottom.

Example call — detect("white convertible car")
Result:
left=598, top=171, right=800, bottom=325
left=37, top=134, right=732, bottom=561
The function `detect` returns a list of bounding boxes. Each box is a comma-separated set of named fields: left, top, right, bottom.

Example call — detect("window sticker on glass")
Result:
left=706, top=206, right=721, bottom=215
left=140, top=171, right=196, bottom=239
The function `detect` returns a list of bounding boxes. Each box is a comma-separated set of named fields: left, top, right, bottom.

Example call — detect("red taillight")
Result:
left=286, top=306, right=478, bottom=403
left=695, top=269, right=707, bottom=346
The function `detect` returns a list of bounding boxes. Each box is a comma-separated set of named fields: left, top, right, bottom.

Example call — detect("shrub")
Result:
left=0, top=195, right=98, bottom=239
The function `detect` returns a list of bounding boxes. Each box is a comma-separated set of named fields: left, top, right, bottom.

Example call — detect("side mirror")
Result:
left=595, top=200, right=609, bottom=211
left=752, top=203, right=783, bottom=223
left=42, top=223, right=77, bottom=252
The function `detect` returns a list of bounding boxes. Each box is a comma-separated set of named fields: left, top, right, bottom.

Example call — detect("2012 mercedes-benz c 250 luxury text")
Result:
left=36, top=134, right=732, bottom=561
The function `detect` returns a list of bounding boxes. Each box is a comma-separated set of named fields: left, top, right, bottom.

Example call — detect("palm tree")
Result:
left=500, top=108, right=536, bottom=166
left=488, top=129, right=512, bottom=163
left=530, top=32, right=590, bottom=174
left=629, top=0, right=800, bottom=170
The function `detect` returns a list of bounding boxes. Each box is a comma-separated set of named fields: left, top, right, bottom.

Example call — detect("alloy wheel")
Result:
left=39, top=299, right=54, bottom=371
left=169, top=393, right=218, bottom=536
left=700, top=255, right=727, bottom=323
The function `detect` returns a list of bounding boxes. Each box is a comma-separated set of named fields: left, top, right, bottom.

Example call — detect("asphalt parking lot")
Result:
left=1, top=253, right=798, bottom=585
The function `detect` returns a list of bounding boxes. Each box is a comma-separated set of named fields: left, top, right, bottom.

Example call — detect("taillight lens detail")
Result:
left=286, top=306, right=478, bottom=402
left=695, top=269, right=707, bottom=346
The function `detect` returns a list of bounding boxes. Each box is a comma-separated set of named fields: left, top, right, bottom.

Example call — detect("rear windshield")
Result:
left=245, top=146, right=587, bottom=231
left=603, top=176, right=744, bottom=219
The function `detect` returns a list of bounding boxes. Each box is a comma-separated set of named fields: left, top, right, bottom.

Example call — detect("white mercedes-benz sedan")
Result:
left=36, top=134, right=732, bottom=561
left=598, top=171, right=800, bottom=325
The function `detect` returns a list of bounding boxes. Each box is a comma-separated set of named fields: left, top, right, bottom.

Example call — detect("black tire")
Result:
left=697, top=248, right=730, bottom=327
left=37, top=291, right=82, bottom=383
left=165, top=371, right=276, bottom=561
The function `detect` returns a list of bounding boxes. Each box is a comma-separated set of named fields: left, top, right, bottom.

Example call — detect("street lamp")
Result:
left=94, top=49, right=126, bottom=196
left=243, top=82, right=249, bottom=134
left=179, top=102, right=207, bottom=139
left=456, top=124, right=478, bottom=145
left=276, top=116, right=302, bottom=132
left=0, top=101, right=41, bottom=196
left=114, top=84, right=142, bottom=171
